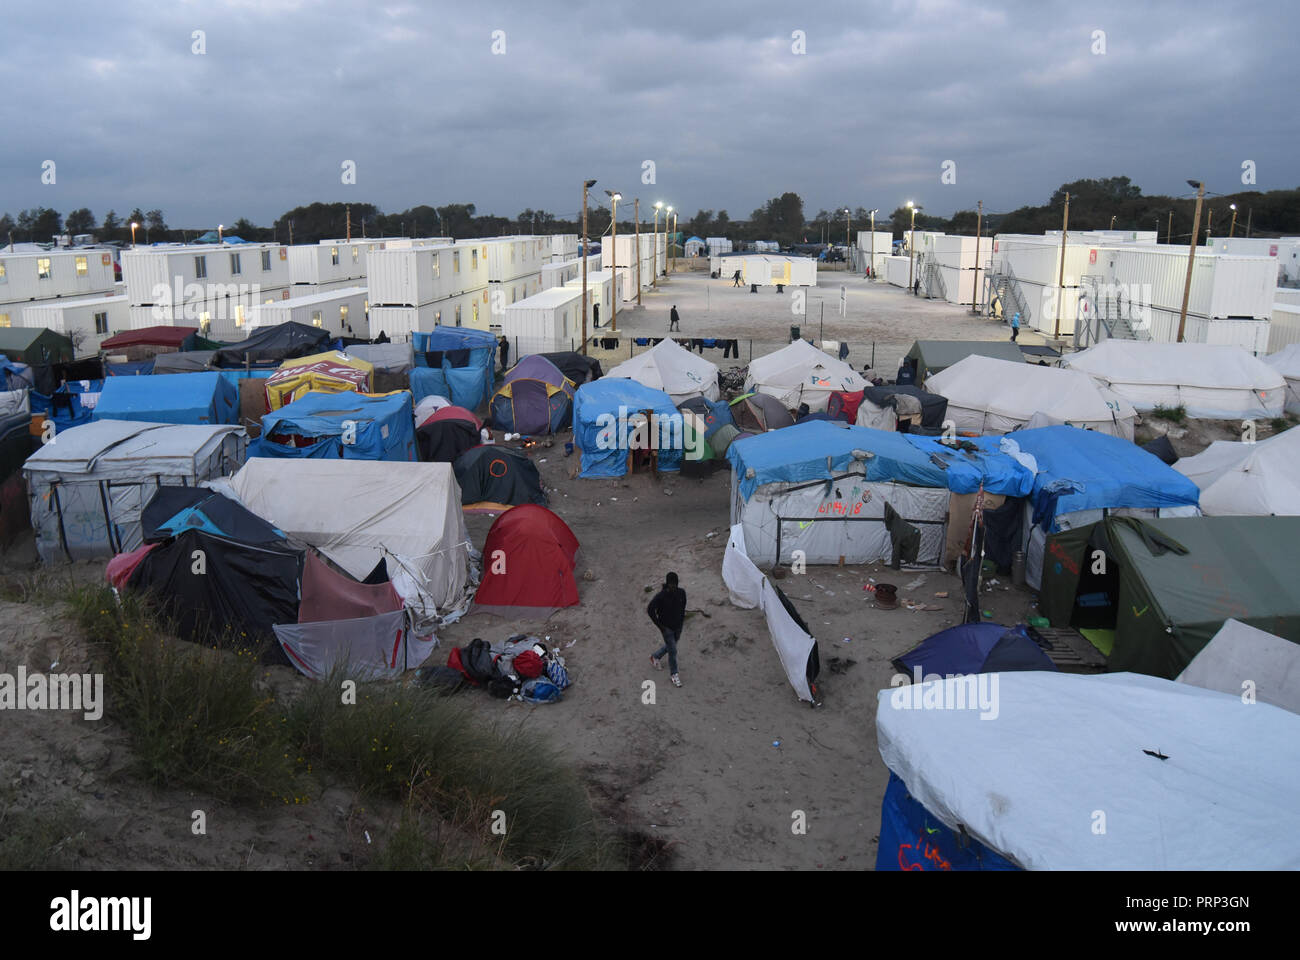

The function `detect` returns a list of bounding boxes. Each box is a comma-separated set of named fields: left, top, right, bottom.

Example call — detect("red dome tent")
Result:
left=474, top=505, right=579, bottom=613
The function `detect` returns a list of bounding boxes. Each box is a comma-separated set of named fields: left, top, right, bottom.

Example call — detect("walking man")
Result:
left=732, top=269, right=742, bottom=287
left=1010, top=311, right=1020, bottom=342
left=498, top=334, right=510, bottom=372
left=913, top=278, right=921, bottom=297
left=648, top=571, right=687, bottom=687
left=593, top=302, right=600, bottom=329
left=669, top=305, right=681, bottom=331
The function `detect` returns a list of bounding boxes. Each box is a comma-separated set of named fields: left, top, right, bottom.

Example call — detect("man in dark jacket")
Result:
left=647, top=571, right=687, bottom=687
left=669, top=305, right=681, bottom=331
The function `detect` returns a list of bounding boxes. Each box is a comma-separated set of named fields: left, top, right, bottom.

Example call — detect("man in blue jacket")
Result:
left=1010, top=311, right=1021, bottom=341
left=648, top=572, right=687, bottom=687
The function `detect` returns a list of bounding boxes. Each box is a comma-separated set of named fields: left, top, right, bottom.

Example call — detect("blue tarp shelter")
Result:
left=92, top=371, right=238, bottom=425
left=963, top=425, right=1201, bottom=532
left=105, top=360, right=156, bottom=376
left=411, top=327, right=497, bottom=411
left=891, top=622, right=1057, bottom=677
left=572, top=379, right=683, bottom=478
left=728, top=420, right=1033, bottom=502
left=250, top=390, right=416, bottom=462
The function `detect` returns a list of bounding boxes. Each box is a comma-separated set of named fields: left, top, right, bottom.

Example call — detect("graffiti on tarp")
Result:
left=897, top=830, right=953, bottom=871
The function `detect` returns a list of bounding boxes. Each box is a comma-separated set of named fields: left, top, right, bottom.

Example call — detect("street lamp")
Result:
left=218, top=223, right=224, bottom=243
left=906, top=201, right=920, bottom=290
left=130, top=221, right=138, bottom=247
left=582, top=179, right=597, bottom=355
left=1178, top=180, right=1206, bottom=342
left=670, top=209, right=678, bottom=272
left=634, top=198, right=642, bottom=307
left=652, top=201, right=663, bottom=288
left=868, top=208, right=879, bottom=278
left=1229, top=203, right=1238, bottom=238
left=844, top=208, right=851, bottom=256
left=605, top=190, right=621, bottom=331
left=665, top=206, right=673, bottom=276
left=1109, top=215, right=1116, bottom=230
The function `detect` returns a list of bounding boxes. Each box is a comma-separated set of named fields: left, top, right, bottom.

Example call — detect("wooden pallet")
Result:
left=1028, top=627, right=1108, bottom=673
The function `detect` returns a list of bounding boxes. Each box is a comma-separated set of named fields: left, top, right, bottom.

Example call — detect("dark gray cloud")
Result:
left=2, top=0, right=1295, bottom=228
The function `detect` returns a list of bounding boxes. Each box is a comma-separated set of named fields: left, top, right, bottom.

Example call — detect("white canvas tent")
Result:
left=603, top=338, right=720, bottom=404
left=1264, top=344, right=1300, bottom=414
left=23, top=420, right=246, bottom=562
left=877, top=671, right=1300, bottom=869
left=1062, top=341, right=1286, bottom=420
left=1173, top=427, right=1300, bottom=515
left=926, top=355, right=1137, bottom=438
left=1177, top=619, right=1300, bottom=714
left=745, top=339, right=866, bottom=412
left=225, top=458, right=474, bottom=629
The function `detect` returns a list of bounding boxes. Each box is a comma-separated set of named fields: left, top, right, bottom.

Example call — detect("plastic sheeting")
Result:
left=1062, top=341, right=1286, bottom=420
left=1264, top=344, right=1300, bottom=415
left=253, top=390, right=416, bottom=462
left=877, top=670, right=1300, bottom=869
left=1177, top=619, right=1300, bottom=714
left=275, top=610, right=413, bottom=681
left=571, top=378, right=683, bottom=478
left=604, top=339, right=720, bottom=404
left=91, top=371, right=238, bottom=425
left=1174, top=427, right=1300, bottom=516
left=745, top=339, right=866, bottom=413
left=722, top=525, right=816, bottom=702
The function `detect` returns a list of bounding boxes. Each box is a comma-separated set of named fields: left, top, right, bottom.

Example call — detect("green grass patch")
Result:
left=0, top=789, right=86, bottom=870
left=1151, top=404, right=1187, bottom=424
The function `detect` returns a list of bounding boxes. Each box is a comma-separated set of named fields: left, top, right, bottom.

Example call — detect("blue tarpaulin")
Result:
left=727, top=420, right=1033, bottom=502
left=411, top=327, right=496, bottom=411
left=105, top=360, right=155, bottom=376
left=572, top=379, right=683, bottom=478
left=965, top=425, right=1201, bottom=531
left=250, top=390, right=415, bottom=462
left=92, top=371, right=238, bottom=425
left=876, top=772, right=1019, bottom=871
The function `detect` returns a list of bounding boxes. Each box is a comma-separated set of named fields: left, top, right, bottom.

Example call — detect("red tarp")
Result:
left=298, top=551, right=403, bottom=623
left=101, top=326, right=199, bottom=349
left=106, top=542, right=158, bottom=590
left=422, top=405, right=483, bottom=430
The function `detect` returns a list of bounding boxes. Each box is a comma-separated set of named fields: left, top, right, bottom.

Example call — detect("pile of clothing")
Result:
left=419, top=634, right=573, bottom=703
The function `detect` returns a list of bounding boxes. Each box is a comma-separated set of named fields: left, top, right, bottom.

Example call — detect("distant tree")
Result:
left=19, top=207, right=63, bottom=243
left=0, top=213, right=14, bottom=245
left=144, top=210, right=166, bottom=242
left=101, top=209, right=120, bottom=240
left=686, top=209, right=713, bottom=238
left=230, top=218, right=259, bottom=239
left=948, top=209, right=979, bottom=234
left=126, top=209, right=146, bottom=241
left=65, top=208, right=95, bottom=236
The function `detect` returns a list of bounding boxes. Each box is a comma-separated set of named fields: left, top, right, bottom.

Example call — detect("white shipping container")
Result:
left=1097, top=248, right=1275, bottom=319
left=127, top=286, right=292, bottom=339
left=368, top=288, right=491, bottom=341
left=288, top=242, right=369, bottom=286
left=1275, top=287, right=1300, bottom=307
left=885, top=255, right=912, bottom=288
left=1182, top=316, right=1271, bottom=354
left=121, top=243, right=291, bottom=307
left=245, top=285, right=369, bottom=338
left=0, top=248, right=118, bottom=304
left=1268, top=304, right=1300, bottom=352
left=541, top=259, right=581, bottom=290
left=500, top=286, right=595, bottom=356
left=856, top=231, right=893, bottom=276
left=551, top=234, right=579, bottom=258
left=489, top=274, right=543, bottom=320
left=20, top=293, right=128, bottom=357
left=471, top=237, right=547, bottom=284
left=564, top=270, right=616, bottom=314
left=367, top=243, right=489, bottom=307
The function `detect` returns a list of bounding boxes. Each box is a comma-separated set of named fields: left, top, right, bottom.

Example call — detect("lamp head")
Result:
left=1186, top=179, right=1203, bottom=190
left=584, top=179, right=597, bottom=189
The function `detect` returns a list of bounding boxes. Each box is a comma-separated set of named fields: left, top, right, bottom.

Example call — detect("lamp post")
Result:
left=634, top=198, right=642, bottom=307
left=1177, top=180, right=1206, bottom=343
left=1055, top=193, right=1069, bottom=339
left=1109, top=215, right=1116, bottom=230
left=605, top=190, right=621, bottom=331
left=972, top=200, right=983, bottom=315
left=906, top=201, right=918, bottom=289
left=218, top=223, right=224, bottom=243
left=1205, top=207, right=1213, bottom=242
left=665, top=206, right=673, bottom=275
left=844, top=208, right=851, bottom=256
left=130, top=221, right=138, bottom=248
left=582, top=179, right=596, bottom=355
left=670, top=210, right=678, bottom=272
left=1167, top=210, right=1173, bottom=245
left=1229, top=203, right=1238, bottom=238
left=652, top=202, right=662, bottom=288
left=868, top=208, right=878, bottom=279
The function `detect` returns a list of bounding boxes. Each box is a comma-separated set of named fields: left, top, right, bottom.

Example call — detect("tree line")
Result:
left=5, top=178, right=1297, bottom=250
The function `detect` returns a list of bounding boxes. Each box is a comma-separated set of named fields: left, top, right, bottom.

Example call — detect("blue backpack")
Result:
left=520, top=678, right=563, bottom=703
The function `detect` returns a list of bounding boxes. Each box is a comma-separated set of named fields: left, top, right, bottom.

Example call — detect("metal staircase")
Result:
left=983, top=259, right=1029, bottom=325
left=922, top=255, right=947, bottom=301
left=1078, top=275, right=1151, bottom=347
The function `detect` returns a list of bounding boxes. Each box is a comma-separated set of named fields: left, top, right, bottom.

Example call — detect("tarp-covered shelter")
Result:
left=211, top=321, right=331, bottom=369
left=264, top=350, right=373, bottom=411
left=416, top=409, right=481, bottom=463
left=604, top=338, right=720, bottom=404
left=1039, top=515, right=1300, bottom=678
left=892, top=622, right=1057, bottom=678
left=902, top=339, right=1025, bottom=386
left=1062, top=341, right=1286, bottom=420
left=744, top=339, right=867, bottom=412
left=855, top=384, right=948, bottom=432
left=926, top=355, right=1137, bottom=438
left=727, top=420, right=1032, bottom=567
left=100, top=326, right=201, bottom=356
left=572, top=378, right=684, bottom=478
left=1264, top=344, right=1300, bottom=415
left=473, top=505, right=579, bottom=613
left=411, top=327, right=497, bottom=412
left=91, top=371, right=238, bottom=425
left=226, top=457, right=474, bottom=629
left=453, top=445, right=546, bottom=512
left=538, top=351, right=602, bottom=385
left=490, top=355, right=575, bottom=435
left=24, top=420, right=246, bottom=561
left=876, top=671, right=1300, bottom=869
left=1174, top=426, right=1300, bottom=516
left=252, top=390, right=416, bottom=462
left=346, top=342, right=416, bottom=376
left=0, top=327, right=74, bottom=365
left=153, top=350, right=217, bottom=374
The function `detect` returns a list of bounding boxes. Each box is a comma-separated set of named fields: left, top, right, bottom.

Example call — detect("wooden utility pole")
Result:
left=635, top=199, right=642, bottom=307
left=582, top=180, right=593, bottom=355
left=1167, top=210, right=1173, bottom=244
left=346, top=205, right=351, bottom=242
left=609, top=193, right=619, bottom=332
left=1177, top=181, right=1206, bottom=343
left=971, top=200, right=983, bottom=314
left=1054, top=192, right=1069, bottom=339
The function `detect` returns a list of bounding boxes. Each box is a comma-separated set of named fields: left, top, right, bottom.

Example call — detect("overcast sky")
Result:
left=3, top=0, right=1296, bottom=228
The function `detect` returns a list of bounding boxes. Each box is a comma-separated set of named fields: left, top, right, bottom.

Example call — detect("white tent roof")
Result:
left=1062, top=341, right=1286, bottom=419
left=744, top=339, right=866, bottom=412
left=226, top=458, right=473, bottom=628
left=1264, top=344, right=1300, bottom=414
left=1178, top=619, right=1300, bottom=714
left=877, top=671, right=1300, bottom=869
left=23, top=420, right=243, bottom=480
left=1173, top=427, right=1300, bottom=515
left=925, top=355, right=1136, bottom=438
left=604, top=338, right=720, bottom=404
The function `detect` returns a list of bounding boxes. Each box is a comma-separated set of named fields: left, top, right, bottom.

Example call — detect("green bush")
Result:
left=1151, top=404, right=1187, bottom=424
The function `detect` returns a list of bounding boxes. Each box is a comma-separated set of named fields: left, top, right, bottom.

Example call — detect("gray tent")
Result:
left=347, top=342, right=415, bottom=375
left=904, top=339, right=1026, bottom=385
left=153, top=350, right=216, bottom=374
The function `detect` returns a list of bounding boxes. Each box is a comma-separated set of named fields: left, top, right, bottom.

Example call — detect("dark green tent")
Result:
left=1039, top=516, right=1300, bottom=679
left=0, top=327, right=74, bottom=365
left=904, top=339, right=1025, bottom=385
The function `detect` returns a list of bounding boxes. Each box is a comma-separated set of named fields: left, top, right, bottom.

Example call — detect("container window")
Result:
left=331, top=247, right=340, bottom=266
left=235, top=305, right=246, bottom=328
left=453, top=251, right=460, bottom=274
left=195, top=256, right=207, bottom=279
left=432, top=253, right=440, bottom=278
left=0, top=314, right=9, bottom=328
left=472, top=249, right=478, bottom=270
left=94, top=311, right=109, bottom=334
left=455, top=304, right=462, bottom=327
left=312, top=310, right=323, bottom=327
left=352, top=247, right=359, bottom=263
left=200, top=312, right=211, bottom=334
left=340, top=305, right=349, bottom=325
left=230, top=253, right=241, bottom=275
left=0, top=262, right=6, bottom=283
left=262, top=250, right=272, bottom=271
left=38, top=258, right=52, bottom=280
left=76, top=255, right=88, bottom=276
